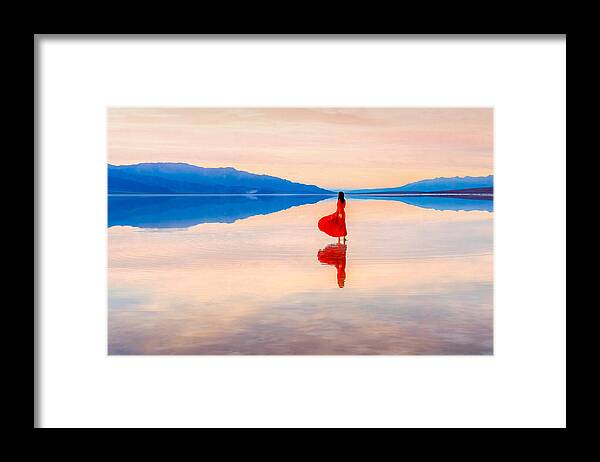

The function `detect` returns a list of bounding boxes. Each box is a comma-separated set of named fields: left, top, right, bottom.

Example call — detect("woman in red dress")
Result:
left=318, top=192, right=348, bottom=243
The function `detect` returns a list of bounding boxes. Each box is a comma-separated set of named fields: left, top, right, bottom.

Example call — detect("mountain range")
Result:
left=108, top=163, right=332, bottom=195
left=108, top=163, right=493, bottom=195
left=349, top=175, right=493, bottom=194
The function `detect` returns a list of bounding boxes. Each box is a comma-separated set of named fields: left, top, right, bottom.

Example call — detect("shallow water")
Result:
left=108, top=195, right=493, bottom=355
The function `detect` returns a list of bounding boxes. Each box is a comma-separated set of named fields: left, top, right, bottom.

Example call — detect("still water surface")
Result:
left=108, top=195, right=493, bottom=355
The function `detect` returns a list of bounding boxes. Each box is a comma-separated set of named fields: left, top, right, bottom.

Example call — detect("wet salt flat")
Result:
left=108, top=195, right=493, bottom=355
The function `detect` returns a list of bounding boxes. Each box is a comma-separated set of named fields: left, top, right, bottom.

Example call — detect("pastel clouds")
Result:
left=108, top=108, right=493, bottom=189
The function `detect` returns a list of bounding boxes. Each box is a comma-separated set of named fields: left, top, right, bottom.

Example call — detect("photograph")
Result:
left=107, top=108, right=494, bottom=355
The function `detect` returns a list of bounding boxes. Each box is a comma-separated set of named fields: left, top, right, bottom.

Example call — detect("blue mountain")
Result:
left=108, top=163, right=332, bottom=195
left=349, top=175, right=493, bottom=194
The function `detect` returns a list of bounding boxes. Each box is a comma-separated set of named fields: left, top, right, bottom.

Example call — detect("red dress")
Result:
left=318, top=200, right=347, bottom=237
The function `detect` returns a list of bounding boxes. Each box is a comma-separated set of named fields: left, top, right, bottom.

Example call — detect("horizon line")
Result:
left=108, top=161, right=493, bottom=191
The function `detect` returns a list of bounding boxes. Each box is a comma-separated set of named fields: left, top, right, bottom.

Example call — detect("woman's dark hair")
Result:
left=338, top=191, right=345, bottom=203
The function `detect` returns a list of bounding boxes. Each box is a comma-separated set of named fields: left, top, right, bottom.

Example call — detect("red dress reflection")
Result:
left=317, top=243, right=347, bottom=288
left=318, top=199, right=347, bottom=238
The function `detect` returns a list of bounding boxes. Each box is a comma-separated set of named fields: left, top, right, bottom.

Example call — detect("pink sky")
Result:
left=108, top=108, right=493, bottom=190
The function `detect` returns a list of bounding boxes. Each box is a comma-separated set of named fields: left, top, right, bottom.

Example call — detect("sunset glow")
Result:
left=108, top=108, right=493, bottom=190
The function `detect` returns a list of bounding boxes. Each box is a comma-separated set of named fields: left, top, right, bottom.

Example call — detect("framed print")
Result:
left=36, top=35, right=566, bottom=428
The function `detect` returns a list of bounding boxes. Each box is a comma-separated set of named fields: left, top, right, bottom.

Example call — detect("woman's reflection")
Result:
left=317, top=243, right=347, bottom=288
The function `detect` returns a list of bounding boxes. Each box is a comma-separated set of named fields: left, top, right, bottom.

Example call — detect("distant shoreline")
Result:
left=108, top=192, right=493, bottom=198
left=108, top=193, right=338, bottom=197
left=350, top=193, right=493, bottom=200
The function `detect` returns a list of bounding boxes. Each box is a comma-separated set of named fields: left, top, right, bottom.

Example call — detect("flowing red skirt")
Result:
left=318, top=211, right=347, bottom=237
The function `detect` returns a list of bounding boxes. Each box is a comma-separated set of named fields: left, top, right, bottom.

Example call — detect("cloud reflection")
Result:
left=108, top=199, right=493, bottom=354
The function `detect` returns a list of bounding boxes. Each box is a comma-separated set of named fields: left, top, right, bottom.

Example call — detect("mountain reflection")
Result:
left=108, top=194, right=331, bottom=228
left=349, top=195, right=493, bottom=212
left=317, top=243, right=347, bottom=288
left=108, top=194, right=492, bottom=230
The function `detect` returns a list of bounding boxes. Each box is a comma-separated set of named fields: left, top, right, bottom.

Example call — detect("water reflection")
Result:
left=349, top=195, right=493, bottom=212
left=108, top=194, right=331, bottom=228
left=108, top=194, right=493, bottom=230
left=317, top=243, right=347, bottom=288
left=108, top=198, right=493, bottom=355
